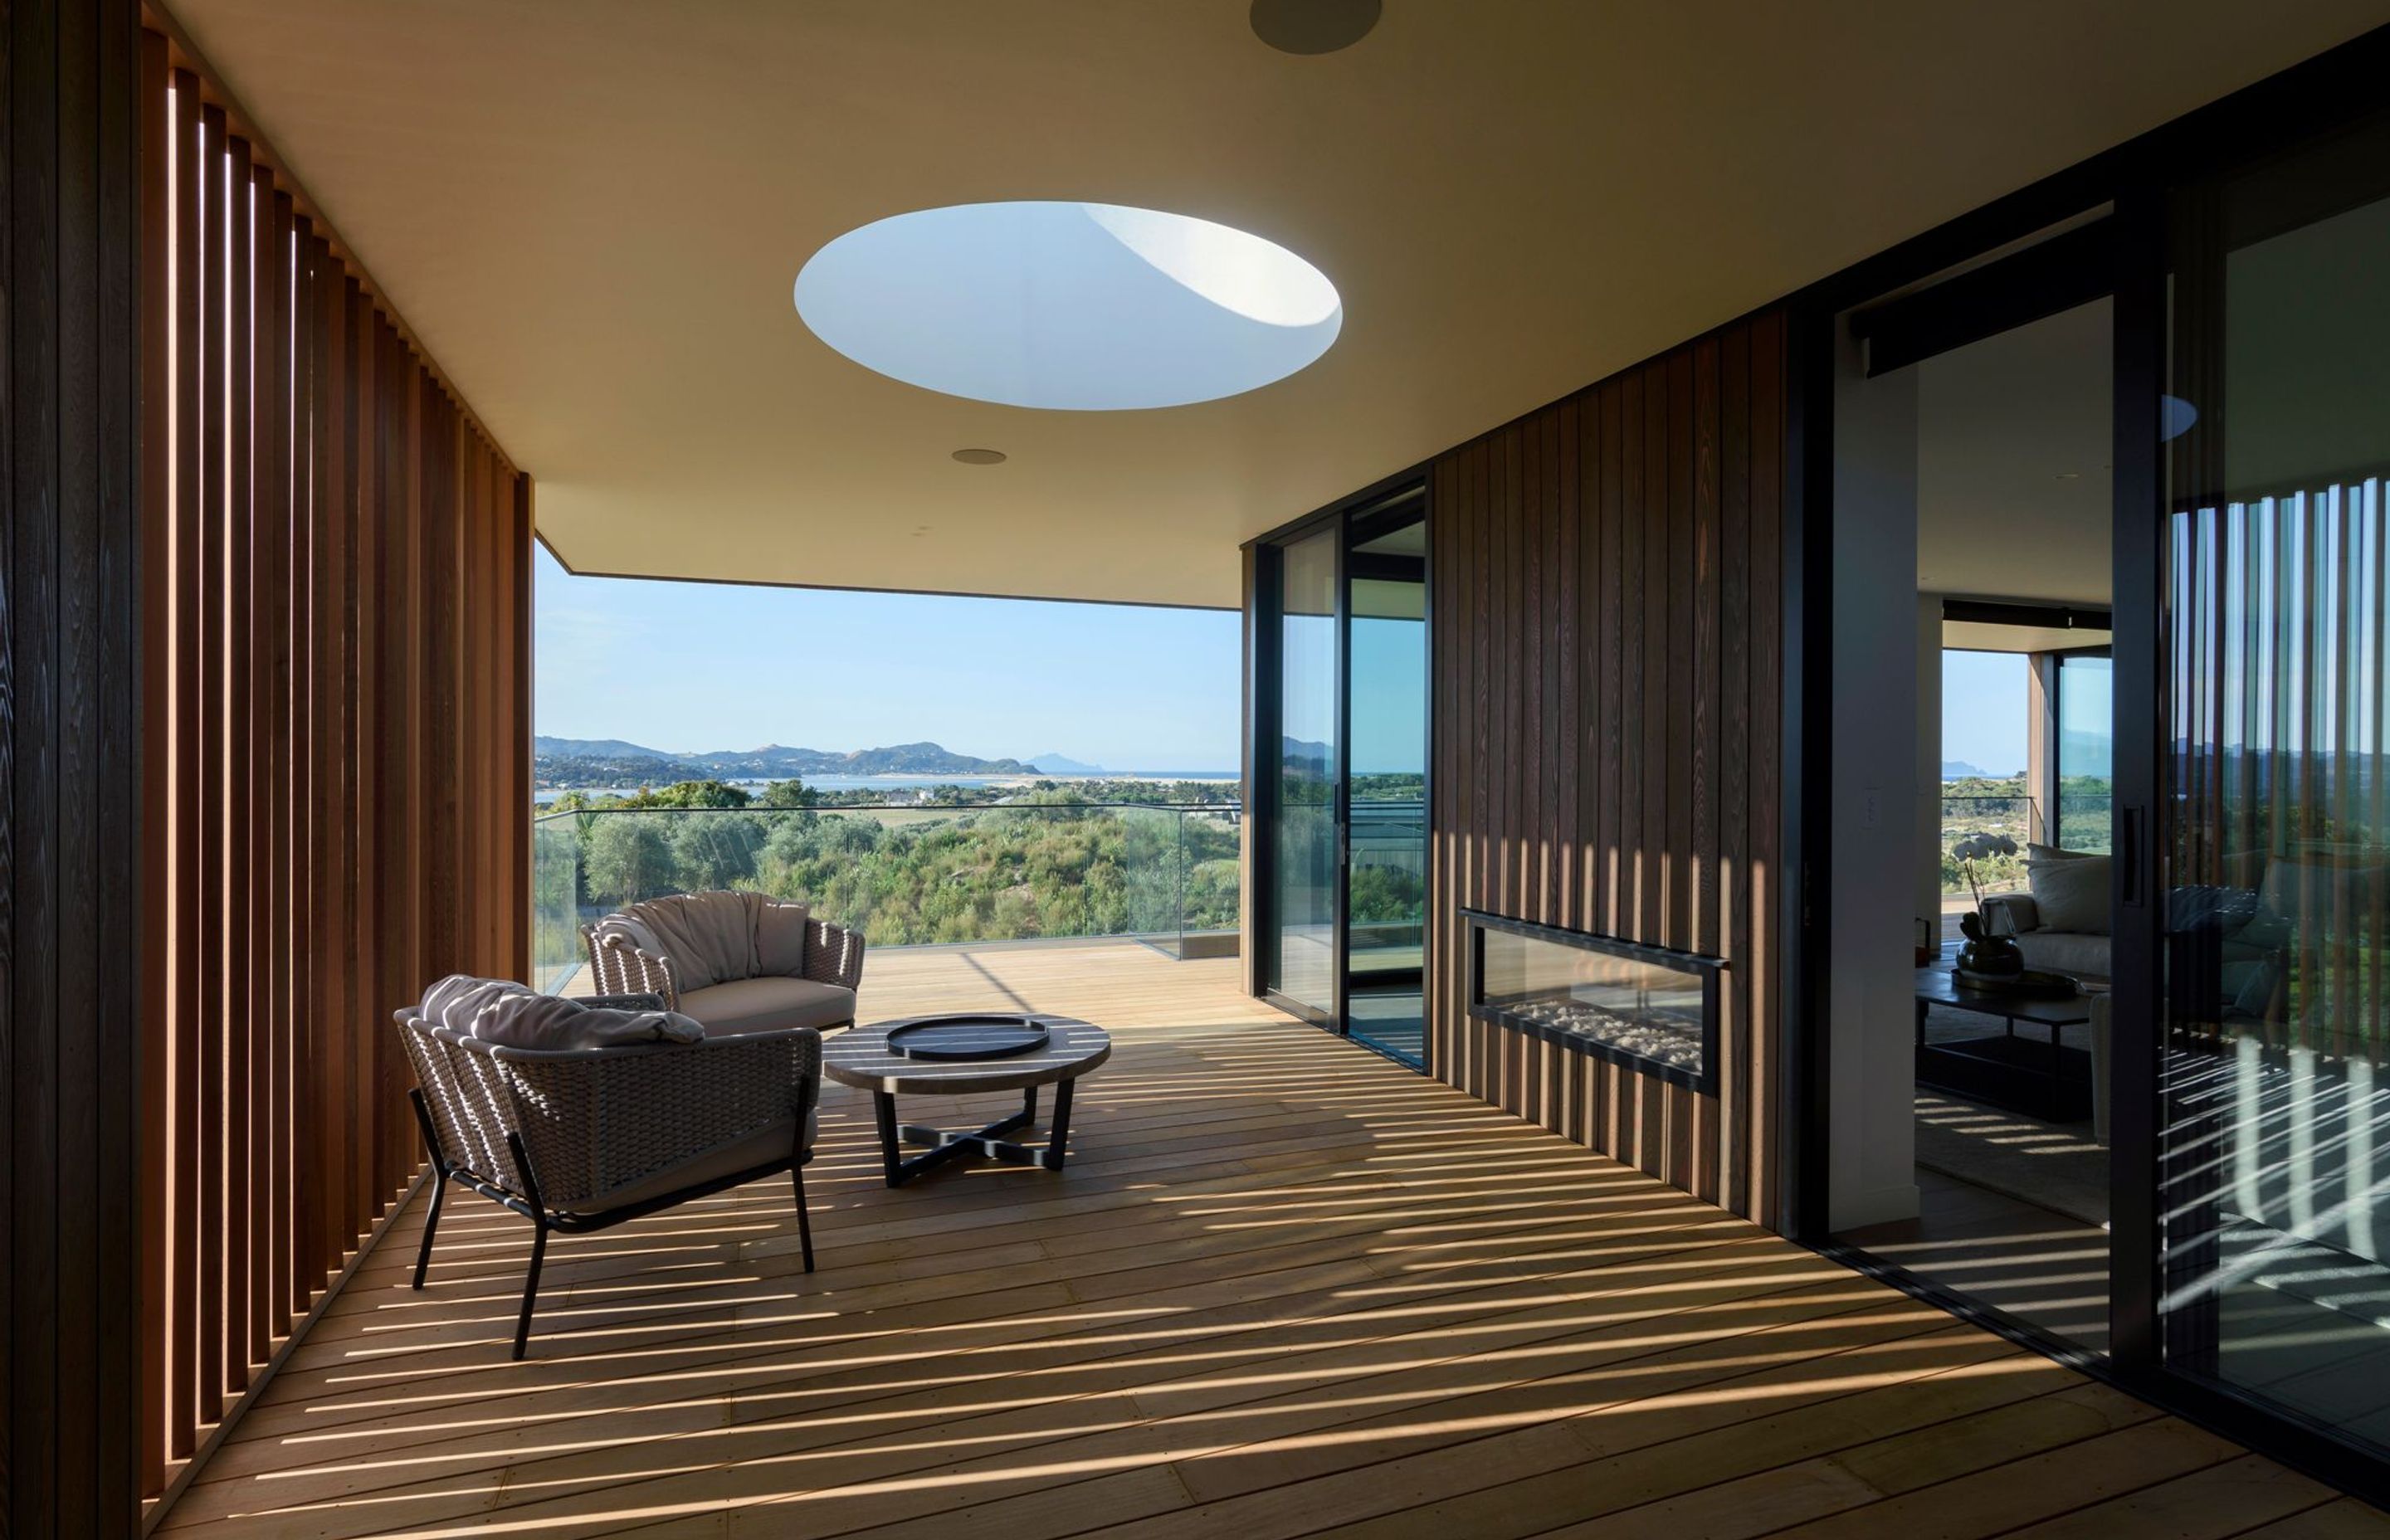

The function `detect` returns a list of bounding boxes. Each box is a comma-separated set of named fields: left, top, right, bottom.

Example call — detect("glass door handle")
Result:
left=2119, top=804, right=2144, bottom=908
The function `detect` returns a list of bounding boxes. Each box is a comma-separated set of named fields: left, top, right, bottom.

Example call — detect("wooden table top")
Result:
left=824, top=1013, right=1112, bottom=1094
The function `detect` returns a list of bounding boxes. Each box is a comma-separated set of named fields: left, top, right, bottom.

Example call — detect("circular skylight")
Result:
left=793, top=202, right=1342, bottom=411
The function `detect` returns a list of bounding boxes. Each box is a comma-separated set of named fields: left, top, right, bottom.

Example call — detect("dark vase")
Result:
left=1956, top=911, right=2025, bottom=977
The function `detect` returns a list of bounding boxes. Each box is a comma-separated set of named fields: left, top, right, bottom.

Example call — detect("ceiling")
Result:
left=1918, top=299, right=2114, bottom=610
left=169, top=0, right=2390, bottom=609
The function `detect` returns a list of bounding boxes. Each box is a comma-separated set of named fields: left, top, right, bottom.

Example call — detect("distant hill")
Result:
left=536, top=736, right=675, bottom=761
left=534, top=736, right=1039, bottom=784
left=1941, top=759, right=1991, bottom=780
left=1026, top=752, right=1105, bottom=775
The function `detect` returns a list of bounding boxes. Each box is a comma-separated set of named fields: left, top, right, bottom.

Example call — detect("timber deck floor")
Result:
left=160, top=941, right=2389, bottom=1538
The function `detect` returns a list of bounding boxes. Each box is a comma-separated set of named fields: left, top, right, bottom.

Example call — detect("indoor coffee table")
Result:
left=1914, top=958, right=2097, bottom=1122
left=825, top=1013, right=1111, bottom=1187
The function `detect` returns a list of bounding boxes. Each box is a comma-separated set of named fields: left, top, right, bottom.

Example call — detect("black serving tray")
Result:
left=885, top=1015, right=1052, bottom=1061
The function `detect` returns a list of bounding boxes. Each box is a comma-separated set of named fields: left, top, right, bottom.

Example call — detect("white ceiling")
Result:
left=168, top=0, right=2390, bottom=608
left=1919, top=299, right=2114, bottom=608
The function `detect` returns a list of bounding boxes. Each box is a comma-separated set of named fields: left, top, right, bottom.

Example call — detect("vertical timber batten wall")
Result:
left=2, top=0, right=145, bottom=1533
left=133, top=23, right=534, bottom=1508
left=1428, top=312, right=1787, bottom=1222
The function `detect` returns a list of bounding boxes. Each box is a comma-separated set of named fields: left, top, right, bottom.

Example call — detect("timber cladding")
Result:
left=130, top=23, right=534, bottom=1511
left=1428, top=310, right=1786, bottom=1225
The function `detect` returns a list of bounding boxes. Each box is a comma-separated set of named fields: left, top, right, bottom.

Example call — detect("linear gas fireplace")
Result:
left=1463, top=910, right=1724, bottom=1095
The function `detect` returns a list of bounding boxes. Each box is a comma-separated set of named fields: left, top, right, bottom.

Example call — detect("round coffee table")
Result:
left=825, top=1013, right=1110, bottom=1187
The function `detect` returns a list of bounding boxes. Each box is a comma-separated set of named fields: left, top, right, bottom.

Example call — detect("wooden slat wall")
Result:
left=2, top=1, right=145, bottom=1534
left=133, top=31, right=534, bottom=1508
left=1428, top=310, right=1786, bottom=1223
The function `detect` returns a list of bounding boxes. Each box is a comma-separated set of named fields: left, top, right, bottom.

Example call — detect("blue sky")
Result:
left=538, top=545, right=2032, bottom=778
left=1943, top=650, right=2030, bottom=775
left=535, top=545, right=1241, bottom=770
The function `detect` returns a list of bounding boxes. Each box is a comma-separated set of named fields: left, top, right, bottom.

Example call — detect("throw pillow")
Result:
left=754, top=897, right=811, bottom=977
left=2028, top=853, right=2111, bottom=934
left=2028, top=842, right=2096, bottom=864
left=415, top=974, right=704, bottom=1050
left=621, top=889, right=758, bottom=992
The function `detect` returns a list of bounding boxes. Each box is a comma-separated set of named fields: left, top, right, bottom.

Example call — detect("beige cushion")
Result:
left=417, top=974, right=704, bottom=1050
left=622, top=890, right=760, bottom=992
left=678, top=976, right=856, bottom=1036
left=2028, top=842, right=2097, bottom=864
left=755, top=898, right=811, bottom=977
left=2015, top=929, right=2110, bottom=982
left=585, top=1112, right=818, bottom=1213
left=2028, top=853, right=2110, bottom=935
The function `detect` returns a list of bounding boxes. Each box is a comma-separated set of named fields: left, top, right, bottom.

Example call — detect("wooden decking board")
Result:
left=177, top=1200, right=1759, bottom=1513
left=1284, top=1327, right=2058, bottom=1540
left=171, top=1211, right=1801, bottom=1536
left=158, top=943, right=2390, bottom=1540
left=362, top=1252, right=1869, bottom=1539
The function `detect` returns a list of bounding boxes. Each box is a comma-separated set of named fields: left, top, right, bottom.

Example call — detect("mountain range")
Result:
left=534, top=737, right=1041, bottom=778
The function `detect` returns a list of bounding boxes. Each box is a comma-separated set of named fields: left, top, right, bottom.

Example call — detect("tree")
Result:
left=631, top=778, right=753, bottom=809
left=672, top=811, right=765, bottom=891
left=583, top=815, right=674, bottom=906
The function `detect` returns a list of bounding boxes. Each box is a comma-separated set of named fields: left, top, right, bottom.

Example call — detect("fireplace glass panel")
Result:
left=1466, top=913, right=1718, bottom=1093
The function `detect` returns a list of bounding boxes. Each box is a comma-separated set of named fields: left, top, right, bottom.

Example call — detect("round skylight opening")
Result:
left=793, top=202, right=1342, bottom=411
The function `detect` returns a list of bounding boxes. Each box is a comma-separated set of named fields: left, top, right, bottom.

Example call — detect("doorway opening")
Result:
left=1822, top=237, right=2119, bottom=1353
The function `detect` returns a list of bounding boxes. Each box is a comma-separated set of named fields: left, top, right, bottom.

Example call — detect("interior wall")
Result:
left=134, top=30, right=533, bottom=1503
left=1828, top=324, right=1922, bottom=1230
left=1427, top=312, right=1785, bottom=1224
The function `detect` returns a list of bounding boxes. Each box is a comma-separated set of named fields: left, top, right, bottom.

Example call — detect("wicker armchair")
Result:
left=583, top=890, right=864, bottom=1036
left=397, top=992, right=820, bottom=1358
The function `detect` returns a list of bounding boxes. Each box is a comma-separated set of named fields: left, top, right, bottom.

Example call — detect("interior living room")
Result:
left=17, top=5, right=2390, bottom=1538
left=1826, top=289, right=2120, bottom=1351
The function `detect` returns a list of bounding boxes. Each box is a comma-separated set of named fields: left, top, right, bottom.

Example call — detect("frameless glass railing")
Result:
left=529, top=800, right=1242, bottom=994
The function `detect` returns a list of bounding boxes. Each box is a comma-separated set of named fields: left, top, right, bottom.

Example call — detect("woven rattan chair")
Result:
left=397, top=992, right=820, bottom=1358
left=583, top=891, right=866, bottom=1036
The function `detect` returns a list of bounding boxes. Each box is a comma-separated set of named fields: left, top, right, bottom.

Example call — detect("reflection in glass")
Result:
left=2159, top=122, right=2390, bottom=1446
left=1345, top=509, right=1428, bottom=1064
left=1271, top=527, right=1340, bottom=1015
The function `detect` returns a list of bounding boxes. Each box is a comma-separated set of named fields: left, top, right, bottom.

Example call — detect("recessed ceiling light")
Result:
left=794, top=201, right=1342, bottom=411
left=952, top=448, right=1007, bottom=465
left=1251, top=0, right=1382, bottom=55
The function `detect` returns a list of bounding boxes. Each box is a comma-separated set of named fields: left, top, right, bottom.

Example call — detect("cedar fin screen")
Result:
left=135, top=26, right=533, bottom=1501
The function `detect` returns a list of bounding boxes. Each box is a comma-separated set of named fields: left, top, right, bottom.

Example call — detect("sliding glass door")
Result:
left=1267, top=524, right=1342, bottom=1020
left=1257, top=486, right=1429, bottom=1066
left=2153, top=105, right=2390, bottom=1452
left=1344, top=503, right=1429, bottom=1065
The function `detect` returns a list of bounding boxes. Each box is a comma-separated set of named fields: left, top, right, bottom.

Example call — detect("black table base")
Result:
left=871, top=1079, right=1076, bottom=1187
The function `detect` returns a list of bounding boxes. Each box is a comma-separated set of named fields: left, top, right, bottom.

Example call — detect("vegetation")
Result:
left=1939, top=773, right=2114, bottom=894
left=535, top=781, right=1242, bottom=958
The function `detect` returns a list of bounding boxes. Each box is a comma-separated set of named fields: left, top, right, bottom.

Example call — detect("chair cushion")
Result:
left=586, top=1112, right=818, bottom=1214
left=2028, top=853, right=2111, bottom=935
left=2014, top=930, right=2110, bottom=982
left=755, top=898, right=811, bottom=977
left=678, top=976, right=857, bottom=1036
left=619, top=890, right=760, bottom=992
left=416, top=974, right=703, bottom=1050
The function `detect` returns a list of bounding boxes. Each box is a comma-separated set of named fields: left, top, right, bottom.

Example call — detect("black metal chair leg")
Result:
left=412, top=1172, right=448, bottom=1292
left=505, top=1130, right=551, bottom=1361
left=792, top=1158, right=815, bottom=1274
left=512, top=1223, right=549, bottom=1362
left=406, top=1089, right=451, bottom=1292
